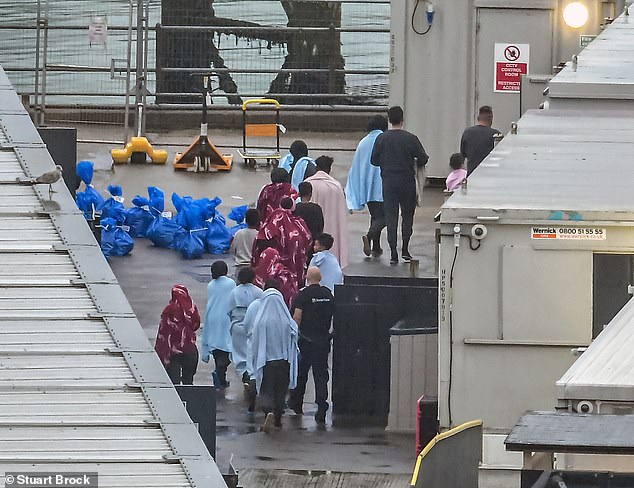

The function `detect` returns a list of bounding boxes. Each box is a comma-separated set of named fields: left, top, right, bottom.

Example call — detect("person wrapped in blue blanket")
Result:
left=278, top=140, right=317, bottom=191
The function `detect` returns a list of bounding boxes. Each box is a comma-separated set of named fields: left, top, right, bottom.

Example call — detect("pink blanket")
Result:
left=305, top=171, right=349, bottom=267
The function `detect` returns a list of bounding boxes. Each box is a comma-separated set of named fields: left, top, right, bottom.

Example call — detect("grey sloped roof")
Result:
left=556, top=298, right=634, bottom=403
left=440, top=109, right=634, bottom=223
left=506, top=411, right=634, bottom=454
left=0, top=65, right=226, bottom=487
left=441, top=10, right=634, bottom=224
left=549, top=13, right=634, bottom=101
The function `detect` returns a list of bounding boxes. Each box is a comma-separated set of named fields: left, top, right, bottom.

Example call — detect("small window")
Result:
left=593, top=254, right=634, bottom=338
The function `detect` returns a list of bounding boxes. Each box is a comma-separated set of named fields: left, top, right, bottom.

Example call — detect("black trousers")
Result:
left=382, top=178, right=417, bottom=253
left=290, top=340, right=330, bottom=411
left=212, top=349, right=231, bottom=385
left=259, top=359, right=290, bottom=422
left=366, top=201, right=386, bottom=248
left=165, top=347, right=198, bottom=385
left=242, top=372, right=257, bottom=411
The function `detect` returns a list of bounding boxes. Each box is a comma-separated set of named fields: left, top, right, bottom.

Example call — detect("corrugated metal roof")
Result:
left=1, top=465, right=191, bottom=487
left=549, top=12, right=634, bottom=102
left=440, top=109, right=634, bottom=222
left=556, top=298, right=634, bottom=403
left=0, top=66, right=226, bottom=487
left=441, top=10, right=634, bottom=224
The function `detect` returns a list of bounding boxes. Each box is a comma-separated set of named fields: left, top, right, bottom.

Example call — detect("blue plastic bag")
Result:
left=75, top=161, right=105, bottom=220
left=100, top=185, right=126, bottom=221
left=77, top=160, right=95, bottom=183
left=146, top=215, right=182, bottom=248
left=172, top=193, right=191, bottom=228
left=107, top=205, right=127, bottom=225
left=148, top=186, right=165, bottom=215
left=125, top=207, right=152, bottom=238
left=100, top=217, right=134, bottom=259
left=172, top=193, right=221, bottom=230
left=205, top=212, right=232, bottom=254
left=228, top=205, right=248, bottom=236
left=172, top=194, right=204, bottom=230
left=174, top=228, right=206, bottom=259
left=124, top=197, right=154, bottom=238
left=198, top=197, right=222, bottom=221
left=144, top=186, right=182, bottom=247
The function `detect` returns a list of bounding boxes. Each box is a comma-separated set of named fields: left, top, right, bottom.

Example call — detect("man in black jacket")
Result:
left=370, top=106, right=428, bottom=264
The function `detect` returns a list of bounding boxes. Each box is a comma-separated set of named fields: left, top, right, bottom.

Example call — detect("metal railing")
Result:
left=0, top=0, right=389, bottom=135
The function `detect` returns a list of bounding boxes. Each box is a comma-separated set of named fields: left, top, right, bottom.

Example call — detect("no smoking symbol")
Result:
left=504, top=45, right=520, bottom=61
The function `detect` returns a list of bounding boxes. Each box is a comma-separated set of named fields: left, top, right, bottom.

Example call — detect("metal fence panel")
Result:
left=0, top=0, right=388, bottom=127
left=157, top=0, right=389, bottom=105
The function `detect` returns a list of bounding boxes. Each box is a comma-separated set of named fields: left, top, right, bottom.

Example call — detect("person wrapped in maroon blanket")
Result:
left=252, top=197, right=312, bottom=289
left=155, top=284, right=201, bottom=385
left=256, top=167, right=298, bottom=224
left=253, top=247, right=299, bottom=308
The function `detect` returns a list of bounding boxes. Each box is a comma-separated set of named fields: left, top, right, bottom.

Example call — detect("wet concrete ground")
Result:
left=75, top=124, right=444, bottom=485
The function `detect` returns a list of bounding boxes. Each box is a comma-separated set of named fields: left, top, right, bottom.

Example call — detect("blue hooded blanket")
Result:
left=201, top=275, right=237, bottom=359
left=226, top=283, right=263, bottom=377
left=279, top=154, right=316, bottom=191
left=244, top=288, right=298, bottom=392
left=345, top=129, right=384, bottom=210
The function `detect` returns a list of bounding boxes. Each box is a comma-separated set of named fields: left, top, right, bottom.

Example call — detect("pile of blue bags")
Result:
left=74, top=161, right=243, bottom=260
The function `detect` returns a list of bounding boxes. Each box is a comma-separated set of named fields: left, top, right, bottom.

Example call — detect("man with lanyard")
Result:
left=288, top=266, right=335, bottom=424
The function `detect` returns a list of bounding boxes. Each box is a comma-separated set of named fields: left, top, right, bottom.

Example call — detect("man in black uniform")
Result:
left=460, top=105, right=501, bottom=176
left=288, top=266, right=335, bottom=424
left=370, top=106, right=428, bottom=264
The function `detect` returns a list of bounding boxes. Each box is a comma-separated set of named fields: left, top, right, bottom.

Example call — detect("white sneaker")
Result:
left=261, top=412, right=275, bottom=434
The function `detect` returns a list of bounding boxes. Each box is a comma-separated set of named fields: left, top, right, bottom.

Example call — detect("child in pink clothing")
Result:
left=445, top=153, right=467, bottom=191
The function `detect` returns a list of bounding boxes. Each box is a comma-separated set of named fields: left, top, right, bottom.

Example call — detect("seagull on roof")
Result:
left=34, top=165, right=63, bottom=198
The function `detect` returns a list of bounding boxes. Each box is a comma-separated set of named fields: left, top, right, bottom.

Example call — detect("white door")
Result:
left=475, top=8, right=553, bottom=134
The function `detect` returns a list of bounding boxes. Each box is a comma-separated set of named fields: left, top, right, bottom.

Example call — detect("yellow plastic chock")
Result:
left=111, top=136, right=168, bottom=165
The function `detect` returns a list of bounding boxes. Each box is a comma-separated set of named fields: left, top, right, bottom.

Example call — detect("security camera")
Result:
left=471, top=224, right=488, bottom=240
left=576, top=400, right=594, bottom=414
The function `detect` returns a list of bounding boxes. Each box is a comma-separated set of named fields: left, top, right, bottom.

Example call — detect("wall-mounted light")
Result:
left=563, top=2, right=589, bottom=28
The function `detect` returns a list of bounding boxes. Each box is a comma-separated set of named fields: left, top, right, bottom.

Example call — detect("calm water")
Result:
left=0, top=0, right=389, bottom=104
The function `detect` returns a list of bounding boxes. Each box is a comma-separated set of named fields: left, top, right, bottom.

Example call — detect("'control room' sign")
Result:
left=494, top=43, right=529, bottom=93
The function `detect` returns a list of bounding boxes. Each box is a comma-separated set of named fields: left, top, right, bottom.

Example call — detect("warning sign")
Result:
left=494, top=43, right=529, bottom=93
left=88, top=16, right=108, bottom=46
left=531, top=227, right=606, bottom=241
